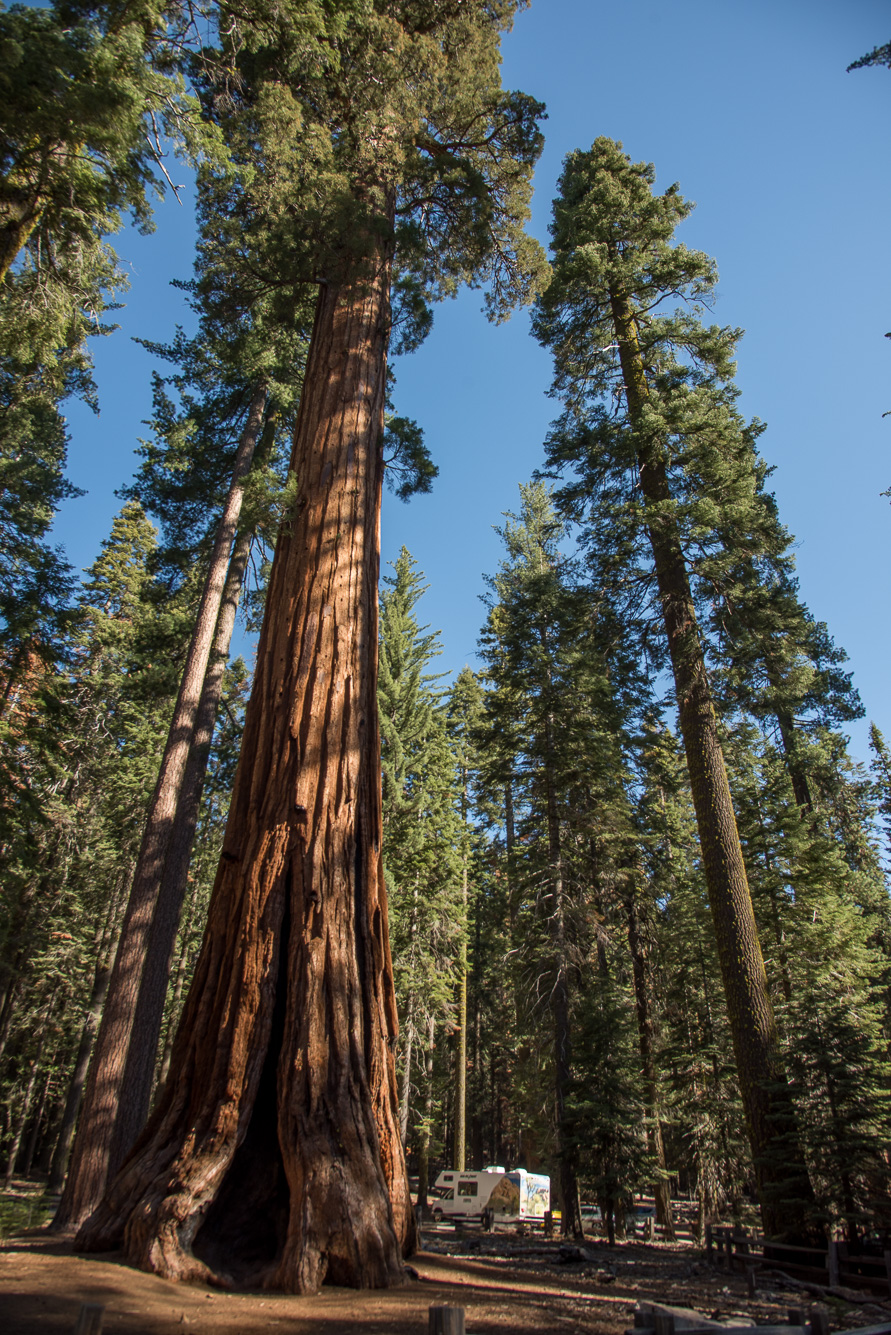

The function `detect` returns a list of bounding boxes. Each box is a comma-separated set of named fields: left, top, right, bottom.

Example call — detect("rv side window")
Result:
left=457, top=1180, right=478, bottom=1197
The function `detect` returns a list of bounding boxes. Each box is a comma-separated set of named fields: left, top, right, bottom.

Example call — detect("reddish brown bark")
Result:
left=54, top=383, right=269, bottom=1232
left=76, top=242, right=415, bottom=1292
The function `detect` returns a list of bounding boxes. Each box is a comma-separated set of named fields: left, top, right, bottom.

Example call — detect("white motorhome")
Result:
left=430, top=1167, right=550, bottom=1223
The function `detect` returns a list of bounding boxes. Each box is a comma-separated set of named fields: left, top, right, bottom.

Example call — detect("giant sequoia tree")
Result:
left=533, top=139, right=814, bottom=1239
left=76, top=0, right=545, bottom=1293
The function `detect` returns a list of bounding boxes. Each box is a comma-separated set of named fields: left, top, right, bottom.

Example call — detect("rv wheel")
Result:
left=432, top=1207, right=444, bottom=1223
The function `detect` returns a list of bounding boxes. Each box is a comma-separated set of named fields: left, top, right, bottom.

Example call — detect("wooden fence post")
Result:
left=654, top=1312, right=675, bottom=1335
left=73, top=1305, right=104, bottom=1335
left=745, top=1263, right=756, bottom=1298
left=810, top=1306, right=829, bottom=1335
left=724, top=1233, right=733, bottom=1272
left=705, top=1223, right=713, bottom=1263
left=827, top=1240, right=839, bottom=1289
left=429, top=1305, right=465, bottom=1335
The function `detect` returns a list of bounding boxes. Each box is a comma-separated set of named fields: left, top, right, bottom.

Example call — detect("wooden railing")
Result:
left=705, top=1226, right=891, bottom=1298
left=632, top=1300, right=891, bottom=1335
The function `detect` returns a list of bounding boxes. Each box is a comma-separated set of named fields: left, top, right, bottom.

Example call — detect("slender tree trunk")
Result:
left=47, top=905, right=124, bottom=1197
left=5, top=1029, right=47, bottom=1186
left=55, top=383, right=269, bottom=1232
left=399, top=1005, right=415, bottom=1144
left=23, top=1057, right=55, bottom=1177
left=543, top=719, right=581, bottom=1240
left=127, top=518, right=257, bottom=1116
left=0, top=976, right=21, bottom=1066
left=416, top=1015, right=436, bottom=1212
left=764, top=661, right=815, bottom=815
left=608, top=280, right=814, bottom=1240
left=753, top=794, right=794, bottom=1008
left=398, top=880, right=420, bottom=1144
left=76, top=243, right=414, bottom=1292
left=622, top=875, right=674, bottom=1237
left=470, top=907, right=483, bottom=1169
left=453, top=855, right=468, bottom=1171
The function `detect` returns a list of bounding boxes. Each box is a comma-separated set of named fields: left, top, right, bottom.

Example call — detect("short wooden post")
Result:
left=810, top=1306, right=829, bottom=1335
left=724, top=1233, right=733, bottom=1272
left=705, top=1223, right=713, bottom=1263
left=827, top=1240, right=839, bottom=1288
left=73, top=1304, right=104, bottom=1335
left=787, top=1307, right=806, bottom=1327
left=645, top=1216, right=655, bottom=1242
left=543, top=1210, right=553, bottom=1238
left=745, top=1263, right=756, bottom=1298
left=654, top=1312, right=675, bottom=1335
left=429, top=1305, right=465, bottom=1335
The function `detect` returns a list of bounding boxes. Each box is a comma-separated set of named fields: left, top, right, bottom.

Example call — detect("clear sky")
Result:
left=54, top=0, right=890, bottom=766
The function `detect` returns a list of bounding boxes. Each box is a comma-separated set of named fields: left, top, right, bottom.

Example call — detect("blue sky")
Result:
left=55, top=0, right=890, bottom=765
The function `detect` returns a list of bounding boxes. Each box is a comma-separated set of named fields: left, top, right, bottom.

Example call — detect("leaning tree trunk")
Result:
left=608, top=280, right=814, bottom=1240
left=54, top=383, right=269, bottom=1233
left=76, top=242, right=415, bottom=1292
left=121, top=517, right=257, bottom=1118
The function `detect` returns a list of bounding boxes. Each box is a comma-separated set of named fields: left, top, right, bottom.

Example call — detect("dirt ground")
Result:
left=3, top=1224, right=891, bottom=1335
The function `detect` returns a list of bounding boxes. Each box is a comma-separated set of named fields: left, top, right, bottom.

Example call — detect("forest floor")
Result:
left=2, top=1188, right=890, bottom=1335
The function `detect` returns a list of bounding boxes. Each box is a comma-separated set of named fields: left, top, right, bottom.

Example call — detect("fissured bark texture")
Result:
left=77, top=246, right=416, bottom=1292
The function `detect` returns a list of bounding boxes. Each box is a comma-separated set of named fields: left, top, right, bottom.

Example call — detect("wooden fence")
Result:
left=705, top=1226, right=891, bottom=1298
left=632, top=1300, right=891, bottom=1335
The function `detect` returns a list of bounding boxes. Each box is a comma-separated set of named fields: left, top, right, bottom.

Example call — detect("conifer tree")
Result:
left=78, top=0, right=545, bottom=1291
left=0, top=0, right=211, bottom=285
left=533, top=139, right=814, bottom=1238
left=377, top=549, right=461, bottom=1152
left=870, top=724, right=891, bottom=872
left=445, top=666, right=489, bottom=1174
left=480, top=482, right=621, bottom=1236
left=0, top=502, right=181, bottom=1186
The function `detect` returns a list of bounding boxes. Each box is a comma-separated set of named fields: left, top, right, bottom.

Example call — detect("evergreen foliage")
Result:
left=378, top=549, right=463, bottom=1158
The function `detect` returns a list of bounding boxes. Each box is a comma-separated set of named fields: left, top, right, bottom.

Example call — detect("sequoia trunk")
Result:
left=76, top=243, right=414, bottom=1292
